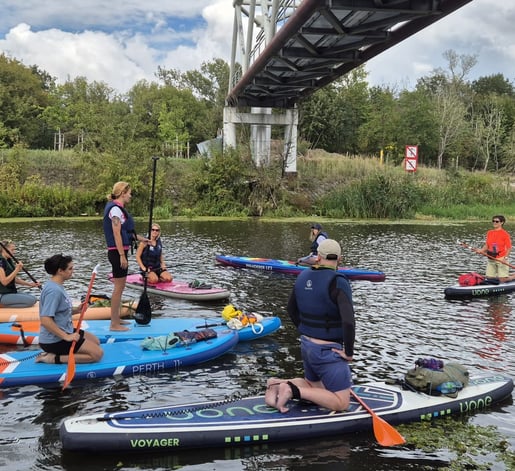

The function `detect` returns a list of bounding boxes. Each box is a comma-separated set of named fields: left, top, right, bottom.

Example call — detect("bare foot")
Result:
left=120, top=319, right=132, bottom=325
left=110, top=325, right=130, bottom=332
left=265, top=378, right=281, bottom=409
left=276, top=382, right=294, bottom=413
left=35, top=352, right=55, bottom=364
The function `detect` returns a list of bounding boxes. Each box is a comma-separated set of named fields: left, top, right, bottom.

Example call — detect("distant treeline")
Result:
left=1, top=50, right=515, bottom=173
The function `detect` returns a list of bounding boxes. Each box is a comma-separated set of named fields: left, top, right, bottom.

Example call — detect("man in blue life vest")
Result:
left=266, top=239, right=355, bottom=412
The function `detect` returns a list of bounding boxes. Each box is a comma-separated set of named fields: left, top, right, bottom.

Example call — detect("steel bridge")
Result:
left=222, top=0, right=474, bottom=172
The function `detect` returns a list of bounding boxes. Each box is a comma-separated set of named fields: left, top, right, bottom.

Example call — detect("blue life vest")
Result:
left=103, top=201, right=136, bottom=248
left=310, top=231, right=328, bottom=254
left=141, top=239, right=163, bottom=270
left=294, top=268, right=351, bottom=342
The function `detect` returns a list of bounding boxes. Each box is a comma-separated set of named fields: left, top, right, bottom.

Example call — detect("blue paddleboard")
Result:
left=0, top=316, right=281, bottom=345
left=0, top=329, right=238, bottom=388
left=216, top=254, right=386, bottom=282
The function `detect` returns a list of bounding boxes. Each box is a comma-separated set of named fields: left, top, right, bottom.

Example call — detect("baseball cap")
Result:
left=311, top=223, right=322, bottom=230
left=317, top=239, right=341, bottom=260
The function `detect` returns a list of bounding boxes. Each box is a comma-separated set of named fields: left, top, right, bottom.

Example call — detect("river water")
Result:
left=0, top=219, right=514, bottom=470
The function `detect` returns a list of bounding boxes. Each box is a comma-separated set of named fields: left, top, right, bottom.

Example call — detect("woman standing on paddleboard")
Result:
left=103, top=181, right=148, bottom=331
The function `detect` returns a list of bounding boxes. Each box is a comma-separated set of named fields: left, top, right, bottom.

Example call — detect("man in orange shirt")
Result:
left=476, top=215, right=515, bottom=282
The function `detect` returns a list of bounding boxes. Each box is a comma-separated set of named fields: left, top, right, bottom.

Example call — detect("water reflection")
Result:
left=0, top=219, right=514, bottom=470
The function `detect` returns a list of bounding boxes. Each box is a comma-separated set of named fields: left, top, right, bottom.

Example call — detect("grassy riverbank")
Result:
left=1, top=147, right=515, bottom=220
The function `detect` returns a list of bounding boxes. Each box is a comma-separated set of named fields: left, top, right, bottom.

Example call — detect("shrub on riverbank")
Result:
left=1, top=147, right=514, bottom=219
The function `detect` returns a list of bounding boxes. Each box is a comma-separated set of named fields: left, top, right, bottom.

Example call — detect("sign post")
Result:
left=404, top=145, right=418, bottom=172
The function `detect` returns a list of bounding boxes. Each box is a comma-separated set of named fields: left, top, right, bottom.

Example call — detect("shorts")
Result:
left=300, top=335, right=352, bottom=392
left=108, top=249, right=129, bottom=278
left=486, top=258, right=509, bottom=278
left=40, top=329, right=86, bottom=355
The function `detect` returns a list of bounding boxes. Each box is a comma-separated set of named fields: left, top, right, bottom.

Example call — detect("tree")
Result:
left=0, top=54, right=51, bottom=147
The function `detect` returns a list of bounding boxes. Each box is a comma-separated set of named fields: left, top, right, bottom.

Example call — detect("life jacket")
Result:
left=141, top=238, right=163, bottom=270
left=295, top=268, right=351, bottom=342
left=0, top=256, right=17, bottom=294
left=103, top=201, right=136, bottom=249
left=310, top=231, right=328, bottom=254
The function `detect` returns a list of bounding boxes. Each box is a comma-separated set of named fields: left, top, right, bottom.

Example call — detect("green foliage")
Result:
left=398, top=418, right=515, bottom=471
left=1, top=146, right=515, bottom=219
left=319, top=170, right=423, bottom=219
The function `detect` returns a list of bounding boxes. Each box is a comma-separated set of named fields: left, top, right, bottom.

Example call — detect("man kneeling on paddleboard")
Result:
left=266, top=239, right=355, bottom=412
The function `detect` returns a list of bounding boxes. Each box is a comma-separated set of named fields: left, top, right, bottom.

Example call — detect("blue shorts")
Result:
left=300, top=335, right=352, bottom=392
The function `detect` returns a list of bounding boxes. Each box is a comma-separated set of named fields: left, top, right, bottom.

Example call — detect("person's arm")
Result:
left=135, top=241, right=147, bottom=271
left=111, top=215, right=128, bottom=268
left=159, top=253, right=167, bottom=271
left=332, top=280, right=355, bottom=358
left=40, top=316, right=76, bottom=342
left=0, top=263, right=21, bottom=287
left=286, top=290, right=300, bottom=327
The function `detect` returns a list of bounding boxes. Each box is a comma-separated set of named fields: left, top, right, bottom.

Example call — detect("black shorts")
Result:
left=108, top=249, right=129, bottom=278
left=40, top=329, right=86, bottom=355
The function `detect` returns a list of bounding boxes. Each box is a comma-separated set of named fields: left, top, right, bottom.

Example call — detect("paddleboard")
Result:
left=60, top=372, right=513, bottom=453
left=0, top=300, right=136, bottom=323
left=215, top=255, right=386, bottom=282
left=119, top=274, right=230, bottom=301
left=0, top=316, right=281, bottom=345
left=444, top=280, right=515, bottom=300
left=0, top=329, right=238, bottom=388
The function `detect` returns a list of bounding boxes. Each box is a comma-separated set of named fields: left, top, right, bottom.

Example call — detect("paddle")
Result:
left=62, top=264, right=100, bottom=390
left=0, top=240, right=41, bottom=289
left=134, top=156, right=159, bottom=326
left=459, top=241, right=515, bottom=270
left=350, top=389, right=406, bottom=447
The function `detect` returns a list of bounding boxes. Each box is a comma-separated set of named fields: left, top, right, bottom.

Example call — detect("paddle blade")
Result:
left=372, top=415, right=406, bottom=447
left=350, top=389, right=405, bottom=447
left=62, top=348, right=76, bottom=390
left=134, top=279, right=151, bottom=325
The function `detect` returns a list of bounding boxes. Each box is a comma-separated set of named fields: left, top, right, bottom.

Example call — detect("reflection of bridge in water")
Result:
left=223, top=0, right=473, bottom=171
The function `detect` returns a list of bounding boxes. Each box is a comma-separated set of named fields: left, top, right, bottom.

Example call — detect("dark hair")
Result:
left=493, top=215, right=506, bottom=224
left=44, top=254, right=73, bottom=275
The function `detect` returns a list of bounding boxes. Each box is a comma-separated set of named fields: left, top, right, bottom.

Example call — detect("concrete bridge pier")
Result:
left=223, top=106, right=298, bottom=174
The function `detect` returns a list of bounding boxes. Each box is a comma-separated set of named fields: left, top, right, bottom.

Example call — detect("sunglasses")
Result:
left=492, top=220, right=501, bottom=223
left=151, top=228, right=160, bottom=232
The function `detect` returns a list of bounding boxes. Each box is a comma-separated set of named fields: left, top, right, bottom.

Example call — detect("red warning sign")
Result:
left=405, top=145, right=418, bottom=172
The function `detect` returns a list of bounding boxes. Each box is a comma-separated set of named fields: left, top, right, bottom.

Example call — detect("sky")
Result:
left=0, top=0, right=514, bottom=95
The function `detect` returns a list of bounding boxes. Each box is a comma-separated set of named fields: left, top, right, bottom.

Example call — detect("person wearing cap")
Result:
left=266, top=239, right=355, bottom=413
left=297, top=223, right=329, bottom=265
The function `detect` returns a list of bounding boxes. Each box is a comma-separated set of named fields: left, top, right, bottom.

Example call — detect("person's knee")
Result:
left=91, top=348, right=104, bottom=362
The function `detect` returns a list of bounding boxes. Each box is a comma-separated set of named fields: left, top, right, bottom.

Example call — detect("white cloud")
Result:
left=364, top=0, right=515, bottom=88
left=0, top=0, right=514, bottom=95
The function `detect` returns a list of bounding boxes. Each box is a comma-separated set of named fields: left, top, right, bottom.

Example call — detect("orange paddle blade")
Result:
left=350, top=389, right=405, bottom=447
left=62, top=264, right=100, bottom=390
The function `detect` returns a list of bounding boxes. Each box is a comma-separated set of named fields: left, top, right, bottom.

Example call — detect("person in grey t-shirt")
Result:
left=36, top=254, right=103, bottom=365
